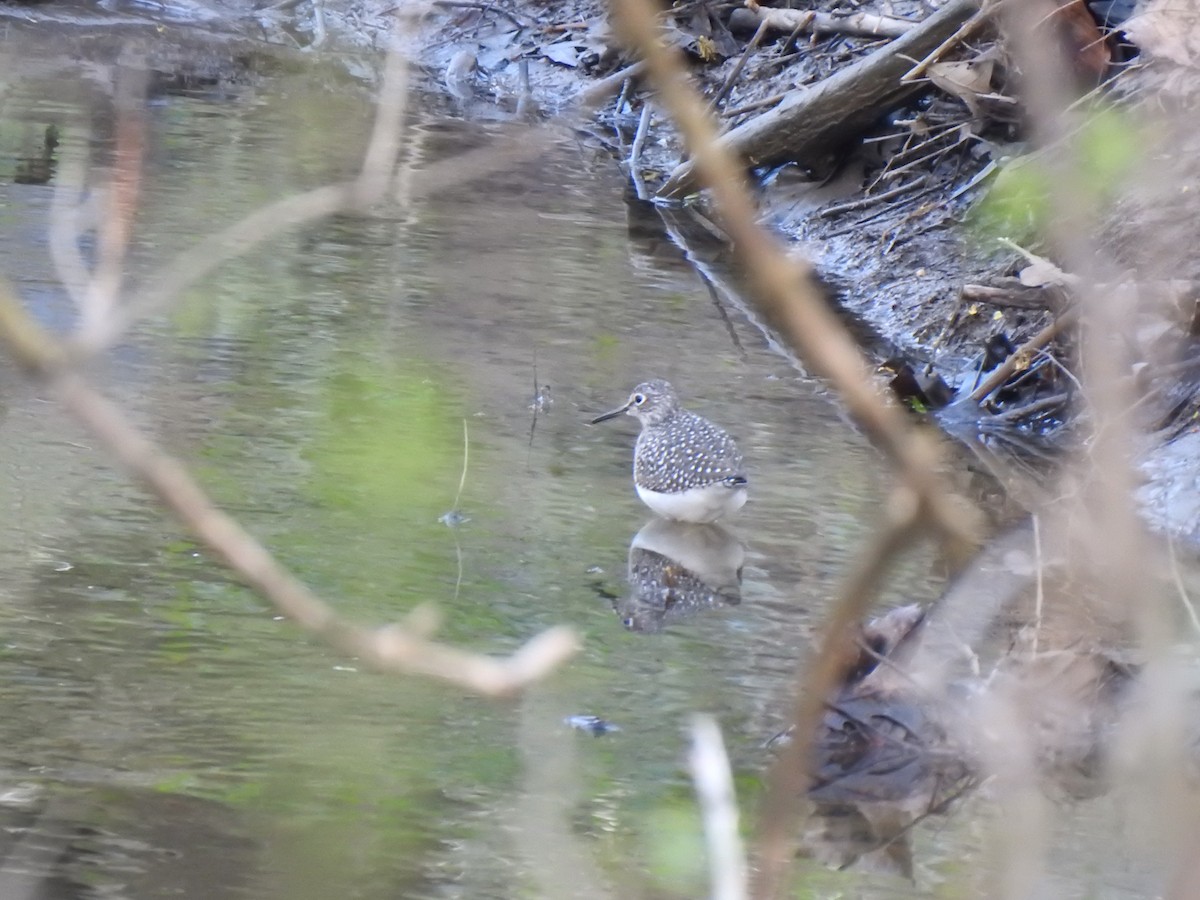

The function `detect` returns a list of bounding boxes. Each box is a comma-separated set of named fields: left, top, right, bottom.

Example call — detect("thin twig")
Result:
left=1031, top=347, right=1084, bottom=395
left=431, top=0, right=528, bottom=30
left=852, top=774, right=979, bottom=857
left=614, top=77, right=633, bottom=116
left=0, top=287, right=577, bottom=695
left=755, top=489, right=922, bottom=898
left=1166, top=531, right=1200, bottom=639
left=1031, top=513, right=1043, bottom=654
left=453, top=418, right=470, bottom=511
left=979, top=392, right=1069, bottom=426
left=707, top=18, right=770, bottom=114
left=629, top=102, right=653, bottom=200
left=873, top=129, right=970, bottom=186
left=900, top=2, right=990, bottom=83
left=779, top=17, right=809, bottom=55
left=819, top=177, right=927, bottom=217
left=447, top=418, right=470, bottom=601
left=721, top=93, right=785, bottom=118
left=966, top=308, right=1078, bottom=404
left=702, top=278, right=748, bottom=361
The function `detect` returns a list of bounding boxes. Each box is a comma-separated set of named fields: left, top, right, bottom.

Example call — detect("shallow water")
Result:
left=0, top=30, right=1168, bottom=900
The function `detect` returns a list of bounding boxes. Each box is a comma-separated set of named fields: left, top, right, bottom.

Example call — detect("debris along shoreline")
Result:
left=414, top=0, right=1200, bottom=539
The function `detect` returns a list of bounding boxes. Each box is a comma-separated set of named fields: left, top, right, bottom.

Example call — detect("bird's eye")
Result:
left=633, top=393, right=646, bottom=405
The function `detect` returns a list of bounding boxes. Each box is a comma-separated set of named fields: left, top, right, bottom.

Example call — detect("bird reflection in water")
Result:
left=617, top=517, right=745, bottom=632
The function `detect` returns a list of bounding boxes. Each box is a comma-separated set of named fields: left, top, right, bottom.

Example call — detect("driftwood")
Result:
left=579, top=60, right=647, bottom=107
left=962, top=279, right=1072, bottom=311
left=728, top=5, right=913, bottom=40
left=659, top=0, right=981, bottom=199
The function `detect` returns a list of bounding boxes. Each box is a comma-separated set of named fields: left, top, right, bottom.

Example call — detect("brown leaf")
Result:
left=928, top=59, right=994, bottom=118
left=1047, top=0, right=1113, bottom=80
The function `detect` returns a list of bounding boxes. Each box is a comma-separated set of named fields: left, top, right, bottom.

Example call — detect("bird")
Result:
left=589, top=379, right=748, bottom=523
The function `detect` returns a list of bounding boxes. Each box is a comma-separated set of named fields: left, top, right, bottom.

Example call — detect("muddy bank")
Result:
left=400, top=0, right=1200, bottom=538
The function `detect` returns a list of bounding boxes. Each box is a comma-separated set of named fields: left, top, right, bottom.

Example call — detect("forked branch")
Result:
left=0, top=285, right=579, bottom=696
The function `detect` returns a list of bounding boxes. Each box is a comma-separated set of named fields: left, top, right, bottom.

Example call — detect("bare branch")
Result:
left=359, top=43, right=411, bottom=204
left=579, top=60, right=648, bottom=108
left=753, top=488, right=921, bottom=897
left=730, top=5, right=914, bottom=40
left=707, top=18, right=770, bottom=114
left=81, top=68, right=146, bottom=337
left=689, top=715, right=748, bottom=900
left=0, top=285, right=578, bottom=697
left=965, top=308, right=1078, bottom=404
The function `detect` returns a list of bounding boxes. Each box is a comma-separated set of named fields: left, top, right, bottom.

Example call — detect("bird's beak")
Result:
left=589, top=401, right=631, bottom=425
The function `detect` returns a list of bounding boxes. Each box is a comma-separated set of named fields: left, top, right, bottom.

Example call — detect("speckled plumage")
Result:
left=633, top=404, right=745, bottom=492
left=591, top=380, right=748, bottom=523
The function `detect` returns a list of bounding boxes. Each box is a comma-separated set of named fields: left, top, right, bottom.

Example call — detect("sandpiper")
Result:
left=590, top=379, right=748, bottom=523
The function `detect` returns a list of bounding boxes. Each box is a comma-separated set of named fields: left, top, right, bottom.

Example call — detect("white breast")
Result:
left=635, top=483, right=748, bottom=524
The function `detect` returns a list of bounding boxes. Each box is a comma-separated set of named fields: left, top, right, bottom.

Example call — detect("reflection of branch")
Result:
left=608, top=2, right=982, bottom=893
left=49, top=147, right=95, bottom=312
left=70, top=34, right=410, bottom=354
left=69, top=130, right=560, bottom=356
left=66, top=43, right=554, bottom=358
left=83, top=69, right=145, bottom=336
left=74, top=183, right=357, bottom=353
left=0, top=285, right=578, bottom=696
left=756, top=491, right=920, bottom=897
left=49, top=69, right=148, bottom=342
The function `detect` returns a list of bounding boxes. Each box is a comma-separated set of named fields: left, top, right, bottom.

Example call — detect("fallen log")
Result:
left=658, top=0, right=981, bottom=199
left=728, top=5, right=914, bottom=40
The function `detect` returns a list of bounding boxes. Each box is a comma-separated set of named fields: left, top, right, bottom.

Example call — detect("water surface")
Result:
left=0, top=30, right=1162, bottom=899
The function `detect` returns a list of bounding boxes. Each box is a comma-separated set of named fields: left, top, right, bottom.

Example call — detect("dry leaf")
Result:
left=1018, top=259, right=1071, bottom=288
left=695, top=35, right=719, bottom=62
left=1124, top=0, right=1200, bottom=67
left=928, top=59, right=994, bottom=117
left=928, top=59, right=994, bottom=97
